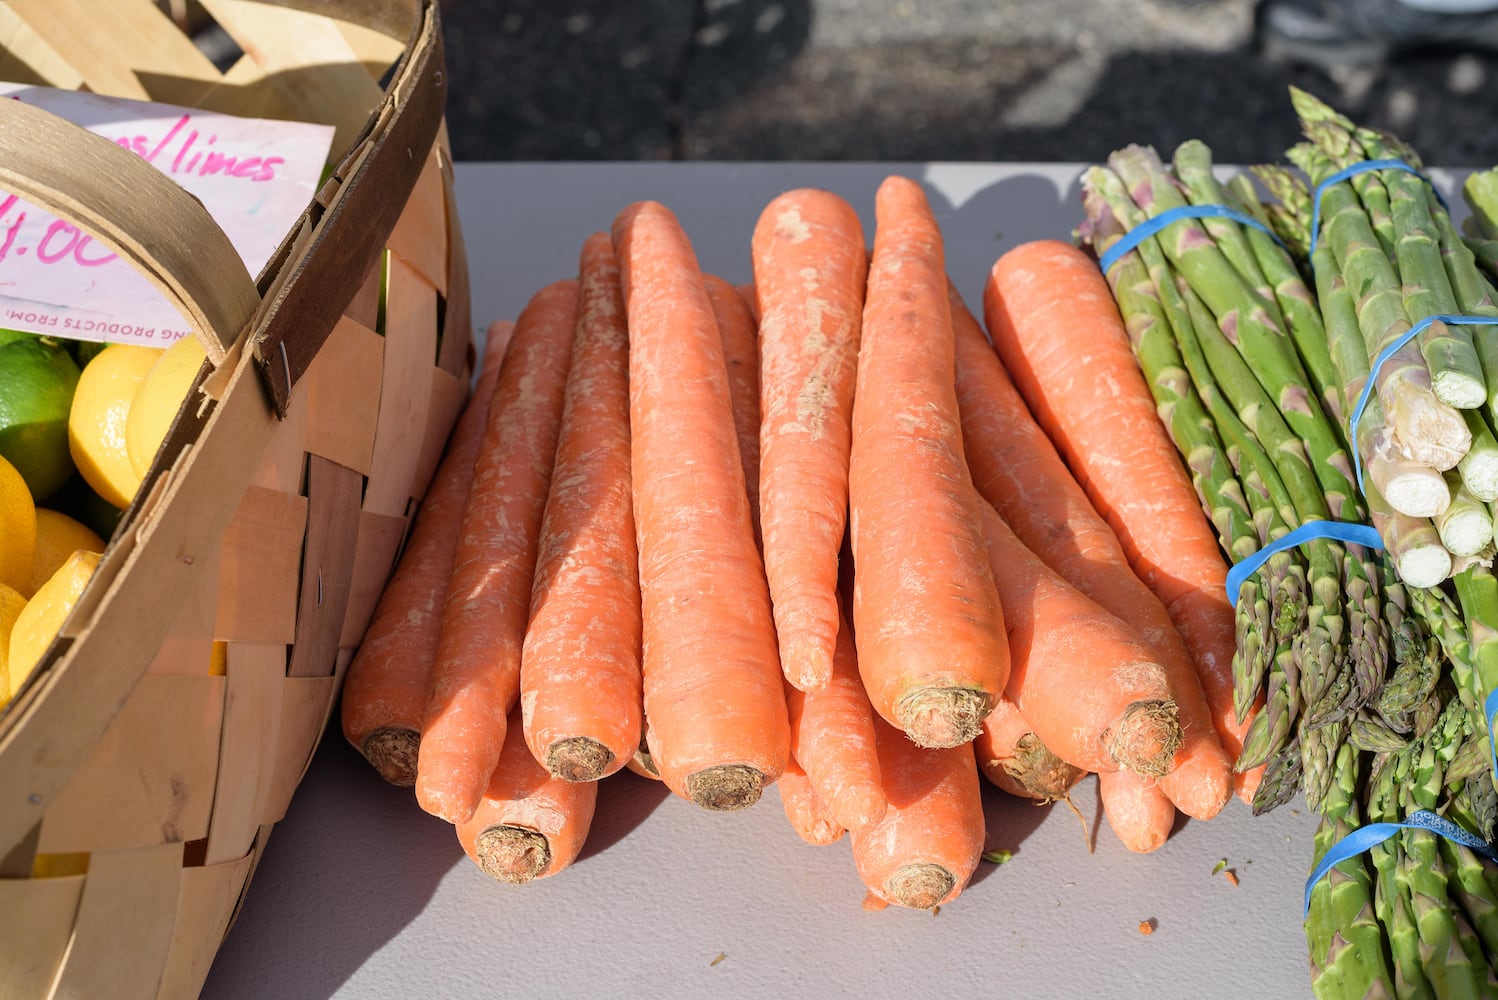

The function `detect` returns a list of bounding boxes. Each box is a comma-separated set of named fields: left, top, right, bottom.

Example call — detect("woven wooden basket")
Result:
left=0, top=2, right=471, bottom=997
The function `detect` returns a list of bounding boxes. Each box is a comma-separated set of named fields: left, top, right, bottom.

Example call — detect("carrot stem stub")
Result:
left=612, top=200, right=790, bottom=811
left=848, top=175, right=1009, bottom=749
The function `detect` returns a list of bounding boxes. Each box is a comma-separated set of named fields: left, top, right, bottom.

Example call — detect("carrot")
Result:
left=735, top=282, right=760, bottom=324
left=705, top=273, right=763, bottom=546
left=777, top=758, right=846, bottom=845
left=612, top=200, right=789, bottom=811
left=520, top=235, right=642, bottom=783
left=751, top=188, right=867, bottom=691
left=849, top=175, right=1008, bottom=748
left=1097, top=769, right=1175, bottom=854
left=850, top=715, right=985, bottom=910
left=785, top=605, right=886, bottom=831
left=455, top=705, right=599, bottom=883
left=341, top=318, right=515, bottom=786
left=978, top=500, right=1180, bottom=776
left=979, top=241, right=1252, bottom=804
left=417, top=280, right=577, bottom=824
left=974, top=694, right=1086, bottom=804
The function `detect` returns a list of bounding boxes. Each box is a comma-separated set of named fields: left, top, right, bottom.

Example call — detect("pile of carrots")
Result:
left=339, top=176, right=1255, bottom=909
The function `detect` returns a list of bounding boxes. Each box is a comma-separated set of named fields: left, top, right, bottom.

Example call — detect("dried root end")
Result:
left=896, top=688, right=994, bottom=749
left=546, top=737, right=615, bottom=783
left=362, top=726, right=420, bottom=787
left=992, top=734, right=1087, bottom=803
left=885, top=863, right=957, bottom=910
left=473, top=825, right=552, bottom=884
left=686, top=764, right=765, bottom=811
left=1107, top=700, right=1182, bottom=779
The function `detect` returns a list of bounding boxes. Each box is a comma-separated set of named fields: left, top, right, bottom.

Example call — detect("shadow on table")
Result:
left=200, top=735, right=466, bottom=1000
left=576, top=769, right=674, bottom=863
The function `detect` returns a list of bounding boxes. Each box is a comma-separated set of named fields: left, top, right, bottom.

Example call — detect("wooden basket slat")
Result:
left=0, top=875, right=82, bottom=997
left=146, top=546, right=223, bottom=678
left=437, top=172, right=474, bottom=380
left=412, top=365, right=467, bottom=504
left=344, top=260, right=384, bottom=332
left=248, top=392, right=310, bottom=495
left=339, top=510, right=409, bottom=650
left=363, top=253, right=438, bottom=518
left=50, top=842, right=184, bottom=1000
left=0, top=6, right=84, bottom=89
left=7, top=0, right=221, bottom=105
left=334, top=18, right=408, bottom=78
left=386, top=150, right=449, bottom=297
left=157, top=853, right=256, bottom=1000
left=258, top=676, right=338, bottom=827
left=38, top=676, right=225, bottom=855
left=212, top=486, right=307, bottom=644
left=303, top=316, right=384, bottom=476
left=199, top=0, right=381, bottom=154
left=286, top=456, right=363, bottom=679
left=203, top=644, right=286, bottom=867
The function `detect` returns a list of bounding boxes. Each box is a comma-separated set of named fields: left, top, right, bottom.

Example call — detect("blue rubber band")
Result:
left=1486, top=687, right=1498, bottom=791
left=1304, top=808, right=1498, bottom=918
left=1308, top=159, right=1450, bottom=262
left=1098, top=204, right=1287, bottom=275
left=1226, top=520, right=1384, bottom=607
left=1346, top=315, right=1498, bottom=493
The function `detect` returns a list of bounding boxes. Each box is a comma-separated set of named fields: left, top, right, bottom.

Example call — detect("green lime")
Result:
left=0, top=335, right=81, bottom=502
left=0, top=327, right=31, bottom=350
left=49, top=471, right=123, bottom=544
left=71, top=339, right=109, bottom=368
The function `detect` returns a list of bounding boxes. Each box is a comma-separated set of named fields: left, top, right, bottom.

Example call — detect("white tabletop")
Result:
left=200, top=161, right=1359, bottom=1000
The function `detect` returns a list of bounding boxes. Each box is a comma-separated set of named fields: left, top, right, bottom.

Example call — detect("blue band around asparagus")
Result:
left=1308, top=159, right=1449, bottom=262
left=1226, top=520, right=1384, bottom=607
left=1304, top=808, right=1498, bottom=919
left=1098, top=204, right=1287, bottom=275
left=1346, top=315, right=1498, bottom=493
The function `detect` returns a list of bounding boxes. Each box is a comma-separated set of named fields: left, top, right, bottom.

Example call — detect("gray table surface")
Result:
left=200, top=162, right=1457, bottom=1000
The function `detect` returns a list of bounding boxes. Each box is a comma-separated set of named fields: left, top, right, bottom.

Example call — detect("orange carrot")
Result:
left=978, top=500, right=1180, bottom=777
left=341, top=318, right=514, bottom=786
left=952, top=279, right=1239, bottom=815
left=417, top=280, right=577, bottom=824
left=785, top=606, right=886, bottom=831
left=751, top=188, right=867, bottom=691
left=612, top=200, right=789, bottom=811
left=455, top=706, right=599, bottom=883
left=1098, top=769, right=1175, bottom=854
left=778, top=758, right=846, bottom=845
left=735, top=282, right=760, bottom=324
left=520, top=235, right=642, bottom=783
left=705, top=273, right=763, bottom=546
left=974, top=694, right=1086, bottom=803
left=979, top=242, right=1251, bottom=804
left=849, top=176, right=1008, bottom=748
left=850, top=715, right=985, bottom=910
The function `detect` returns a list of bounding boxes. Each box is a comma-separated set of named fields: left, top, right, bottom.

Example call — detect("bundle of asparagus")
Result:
left=1463, top=169, right=1498, bottom=286
left=1076, top=87, right=1498, bottom=996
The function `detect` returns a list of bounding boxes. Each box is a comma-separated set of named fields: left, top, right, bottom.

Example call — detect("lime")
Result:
left=0, top=334, right=82, bottom=502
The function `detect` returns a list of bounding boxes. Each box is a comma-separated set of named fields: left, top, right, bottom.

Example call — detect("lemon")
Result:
left=0, top=454, right=36, bottom=593
left=126, top=334, right=205, bottom=479
left=0, top=333, right=81, bottom=502
left=26, top=508, right=104, bottom=599
left=68, top=344, right=160, bottom=510
left=8, top=548, right=99, bottom=701
left=0, top=581, right=27, bottom=706
left=51, top=472, right=124, bottom=544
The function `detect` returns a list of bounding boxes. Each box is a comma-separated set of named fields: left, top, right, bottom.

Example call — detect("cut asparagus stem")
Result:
left=1365, top=479, right=1452, bottom=589
left=1437, top=470, right=1496, bottom=558
left=1458, top=409, right=1498, bottom=503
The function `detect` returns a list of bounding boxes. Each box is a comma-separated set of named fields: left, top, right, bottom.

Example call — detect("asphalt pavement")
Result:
left=439, top=0, right=1498, bottom=168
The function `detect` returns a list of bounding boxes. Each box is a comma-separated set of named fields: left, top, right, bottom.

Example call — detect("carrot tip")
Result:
left=545, top=737, right=616, bottom=783
left=1106, top=699, right=1182, bottom=779
left=982, top=734, right=1086, bottom=803
left=361, top=726, right=420, bottom=787
left=895, top=688, right=993, bottom=749
left=472, top=825, right=552, bottom=884
left=686, top=764, right=765, bottom=812
left=885, top=863, right=957, bottom=910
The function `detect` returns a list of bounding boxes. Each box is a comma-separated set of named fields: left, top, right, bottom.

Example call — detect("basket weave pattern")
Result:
left=0, top=3, right=469, bottom=997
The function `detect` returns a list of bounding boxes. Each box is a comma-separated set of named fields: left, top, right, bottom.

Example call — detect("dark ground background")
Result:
left=437, top=0, right=1498, bottom=167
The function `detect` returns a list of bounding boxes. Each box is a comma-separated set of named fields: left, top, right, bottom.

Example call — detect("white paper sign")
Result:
left=0, top=84, right=335, bottom=347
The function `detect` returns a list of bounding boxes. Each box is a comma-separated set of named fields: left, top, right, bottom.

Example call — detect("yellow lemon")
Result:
left=0, top=453, right=36, bottom=593
left=68, top=344, right=160, bottom=510
left=0, top=581, right=27, bottom=707
left=9, top=549, right=99, bottom=701
left=126, top=335, right=205, bottom=480
left=31, top=852, right=89, bottom=878
left=209, top=639, right=228, bottom=676
left=26, top=508, right=104, bottom=599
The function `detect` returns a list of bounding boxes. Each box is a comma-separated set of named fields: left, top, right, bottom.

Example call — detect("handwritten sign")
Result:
left=0, top=83, right=335, bottom=347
